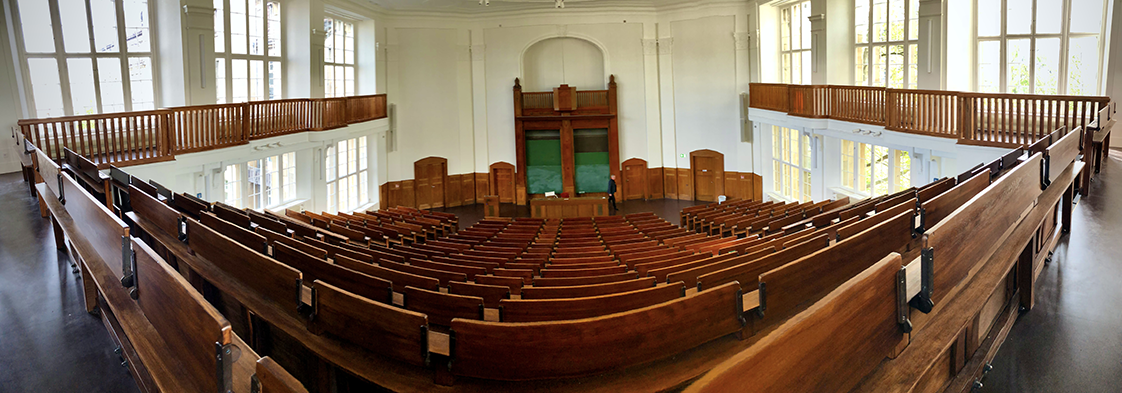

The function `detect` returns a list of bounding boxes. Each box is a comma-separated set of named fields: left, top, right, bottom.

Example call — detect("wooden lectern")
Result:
left=484, top=195, right=501, bottom=218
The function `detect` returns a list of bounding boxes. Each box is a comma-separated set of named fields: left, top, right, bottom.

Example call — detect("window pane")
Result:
left=800, top=2, right=811, bottom=49
left=91, top=0, right=120, bottom=52
left=781, top=9, right=791, bottom=52
left=216, top=58, right=226, bottom=104
left=339, top=176, right=349, bottom=212
left=324, top=66, right=334, bottom=97
left=855, top=0, right=868, bottom=44
left=907, top=43, right=918, bottom=89
left=889, top=0, right=905, bottom=41
left=68, top=59, right=98, bottom=115
left=801, top=51, right=811, bottom=85
left=250, top=60, right=264, bottom=101
left=977, top=0, right=1001, bottom=37
left=1036, top=0, right=1062, bottom=34
left=359, top=171, right=367, bottom=205
left=344, top=66, right=355, bottom=97
left=123, top=0, right=150, bottom=52
left=232, top=59, right=248, bottom=102
left=268, top=61, right=282, bottom=100
left=267, top=1, right=281, bottom=56
left=129, top=57, right=154, bottom=110
left=283, top=152, right=295, bottom=200
left=791, top=52, right=800, bottom=84
left=324, top=19, right=334, bottom=63
left=781, top=54, right=791, bottom=84
left=888, top=47, right=904, bottom=88
left=225, top=164, right=241, bottom=208
left=873, top=146, right=889, bottom=195
left=788, top=128, right=799, bottom=166
left=326, top=146, right=336, bottom=181
left=358, top=136, right=367, bottom=170
left=335, top=66, right=344, bottom=98
left=873, top=45, right=887, bottom=86
left=791, top=5, right=801, bottom=51
left=249, top=0, right=263, bottom=55
left=247, top=159, right=260, bottom=209
left=265, top=155, right=279, bottom=206
left=873, top=0, right=888, bottom=42
left=59, top=0, right=91, bottom=53
left=1069, top=0, right=1104, bottom=34
left=18, top=0, right=56, bottom=53
left=327, top=182, right=336, bottom=213
left=1006, top=0, right=1031, bottom=35
left=1006, top=39, right=1030, bottom=94
left=344, top=22, right=355, bottom=64
left=908, top=0, right=918, bottom=40
left=977, top=41, right=1000, bottom=93
left=28, top=59, right=64, bottom=118
left=896, top=150, right=911, bottom=191
left=801, top=134, right=811, bottom=170
left=856, top=47, right=869, bottom=85
left=214, top=0, right=225, bottom=52
left=842, top=140, right=855, bottom=189
left=337, top=140, right=348, bottom=175
left=1034, top=38, right=1060, bottom=95
left=98, top=58, right=126, bottom=113
left=1067, top=36, right=1099, bottom=95
left=231, top=0, right=247, bottom=54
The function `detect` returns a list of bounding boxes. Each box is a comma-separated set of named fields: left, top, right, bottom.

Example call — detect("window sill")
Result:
left=266, top=198, right=309, bottom=213
left=828, top=187, right=871, bottom=201
left=766, top=192, right=799, bottom=204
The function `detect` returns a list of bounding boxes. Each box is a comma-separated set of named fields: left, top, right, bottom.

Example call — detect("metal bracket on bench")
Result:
left=735, top=288, right=747, bottom=328
left=57, top=173, right=66, bottom=204
left=908, top=247, right=935, bottom=314
left=215, top=342, right=240, bottom=393
left=912, top=207, right=926, bottom=238
left=1040, top=155, right=1052, bottom=190
left=756, top=282, right=767, bottom=317
left=177, top=216, right=189, bottom=243
left=120, top=236, right=136, bottom=293
left=896, top=267, right=913, bottom=333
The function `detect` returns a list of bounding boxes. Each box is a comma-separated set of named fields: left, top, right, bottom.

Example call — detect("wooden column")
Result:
left=561, top=118, right=575, bottom=196
left=513, top=79, right=527, bottom=205
left=608, top=76, right=621, bottom=186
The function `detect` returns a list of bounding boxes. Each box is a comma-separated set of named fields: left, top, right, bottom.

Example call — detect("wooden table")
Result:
left=530, top=197, right=609, bottom=218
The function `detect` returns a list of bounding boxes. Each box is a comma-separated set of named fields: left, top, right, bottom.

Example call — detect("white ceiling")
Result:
left=364, top=0, right=696, bottom=13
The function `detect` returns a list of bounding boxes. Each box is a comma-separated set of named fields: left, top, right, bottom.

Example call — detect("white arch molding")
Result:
left=519, top=34, right=611, bottom=91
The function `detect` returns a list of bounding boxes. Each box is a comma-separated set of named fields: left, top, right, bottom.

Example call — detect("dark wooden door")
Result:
left=694, top=156, right=718, bottom=202
left=414, top=157, right=447, bottom=209
left=622, top=160, right=646, bottom=200
left=496, top=168, right=514, bottom=203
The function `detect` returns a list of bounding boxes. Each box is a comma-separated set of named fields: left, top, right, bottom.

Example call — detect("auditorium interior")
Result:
left=0, top=0, right=1120, bottom=391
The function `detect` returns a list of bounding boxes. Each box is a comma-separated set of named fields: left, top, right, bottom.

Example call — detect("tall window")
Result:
left=13, top=0, right=156, bottom=118
left=772, top=126, right=812, bottom=202
left=223, top=153, right=297, bottom=209
left=841, top=140, right=911, bottom=197
left=325, top=137, right=368, bottom=213
left=976, top=0, right=1106, bottom=95
left=215, top=0, right=282, bottom=103
left=780, top=1, right=812, bottom=84
left=324, top=18, right=356, bottom=98
left=855, top=0, right=918, bottom=88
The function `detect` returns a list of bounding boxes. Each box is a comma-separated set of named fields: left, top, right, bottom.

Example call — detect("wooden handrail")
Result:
left=749, top=83, right=1110, bottom=147
left=18, top=95, right=388, bottom=169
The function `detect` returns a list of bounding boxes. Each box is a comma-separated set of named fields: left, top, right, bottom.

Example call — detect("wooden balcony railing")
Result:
left=750, top=83, right=1110, bottom=147
left=19, top=94, right=387, bottom=168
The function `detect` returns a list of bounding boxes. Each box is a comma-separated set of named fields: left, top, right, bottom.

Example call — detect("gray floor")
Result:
left=0, top=172, right=139, bottom=392
left=983, top=148, right=1122, bottom=392
left=0, top=150, right=1118, bottom=391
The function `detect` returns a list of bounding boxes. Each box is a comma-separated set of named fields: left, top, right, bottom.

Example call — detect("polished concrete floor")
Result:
left=0, top=173, right=139, bottom=392
left=983, top=148, right=1122, bottom=392
left=1, top=153, right=1118, bottom=391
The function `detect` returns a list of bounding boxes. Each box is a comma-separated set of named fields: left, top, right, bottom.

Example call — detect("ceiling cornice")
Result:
left=337, top=0, right=746, bottom=21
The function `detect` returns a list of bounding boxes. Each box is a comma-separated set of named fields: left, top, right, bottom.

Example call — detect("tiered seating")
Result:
left=29, top=122, right=1089, bottom=390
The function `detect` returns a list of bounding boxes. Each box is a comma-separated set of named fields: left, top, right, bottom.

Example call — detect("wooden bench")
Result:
left=520, top=277, right=658, bottom=299
left=271, top=242, right=392, bottom=304
left=200, top=211, right=268, bottom=253
left=475, top=275, right=525, bottom=295
left=500, top=283, right=686, bottom=322
left=686, top=254, right=902, bottom=393
left=253, top=357, right=310, bottom=393
left=307, top=281, right=431, bottom=366
left=61, top=148, right=113, bottom=210
left=449, top=282, right=743, bottom=380
left=448, top=281, right=510, bottom=306
left=532, top=272, right=638, bottom=287
left=403, top=286, right=484, bottom=326
left=696, top=235, right=831, bottom=292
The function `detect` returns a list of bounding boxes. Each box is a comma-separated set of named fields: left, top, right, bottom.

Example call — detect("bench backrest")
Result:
left=334, top=254, right=440, bottom=292
left=308, top=281, right=429, bottom=366
left=403, top=286, right=484, bottom=326
left=200, top=211, right=267, bottom=253
left=450, top=282, right=743, bottom=380
left=133, top=239, right=232, bottom=392
left=63, top=173, right=130, bottom=279
left=500, top=283, right=685, bottom=322
left=253, top=357, right=309, bottom=393
left=920, top=171, right=990, bottom=228
left=531, top=272, right=638, bottom=287
left=272, top=242, right=392, bottom=304
left=448, top=281, right=510, bottom=306
left=696, top=235, right=830, bottom=292
left=212, top=202, right=251, bottom=229
left=129, top=185, right=180, bottom=239
left=187, top=219, right=302, bottom=310
left=520, top=277, right=658, bottom=299
left=685, top=254, right=902, bottom=393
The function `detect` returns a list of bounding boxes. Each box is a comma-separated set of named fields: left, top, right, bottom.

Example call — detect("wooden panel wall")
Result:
left=462, top=175, right=476, bottom=205
left=402, top=180, right=416, bottom=208
left=648, top=167, right=664, bottom=199
left=446, top=174, right=462, bottom=208
left=475, top=173, right=489, bottom=203
left=677, top=168, right=692, bottom=200
left=663, top=169, right=677, bottom=200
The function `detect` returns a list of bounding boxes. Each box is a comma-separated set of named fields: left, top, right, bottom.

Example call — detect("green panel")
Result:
left=526, top=139, right=563, bottom=194
left=575, top=152, right=610, bottom=193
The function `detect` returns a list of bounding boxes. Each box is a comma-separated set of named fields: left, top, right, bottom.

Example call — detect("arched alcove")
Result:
left=522, top=37, right=605, bottom=91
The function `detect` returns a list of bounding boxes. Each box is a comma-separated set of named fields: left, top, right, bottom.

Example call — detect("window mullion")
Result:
left=113, top=0, right=133, bottom=112
left=47, top=0, right=76, bottom=116
left=1058, top=0, right=1072, bottom=94
left=83, top=0, right=105, bottom=114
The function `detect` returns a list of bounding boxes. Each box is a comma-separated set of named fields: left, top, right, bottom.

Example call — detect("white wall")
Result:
left=669, top=16, right=740, bottom=169
left=523, top=37, right=605, bottom=91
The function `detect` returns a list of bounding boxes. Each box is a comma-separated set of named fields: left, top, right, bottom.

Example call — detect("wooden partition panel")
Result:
left=686, top=253, right=902, bottom=393
left=648, top=167, right=665, bottom=199
left=451, top=282, right=743, bottom=380
left=62, top=173, right=130, bottom=279
left=186, top=219, right=302, bottom=310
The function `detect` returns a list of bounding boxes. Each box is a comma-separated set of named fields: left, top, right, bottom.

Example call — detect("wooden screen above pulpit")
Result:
left=512, top=76, right=619, bottom=205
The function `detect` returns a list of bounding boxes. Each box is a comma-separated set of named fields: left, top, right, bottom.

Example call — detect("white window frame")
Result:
left=215, top=0, right=283, bottom=103
left=855, top=0, right=919, bottom=88
left=779, top=1, right=812, bottom=84
left=223, top=153, right=297, bottom=210
left=972, top=0, right=1108, bottom=95
left=840, top=140, right=912, bottom=197
left=9, top=0, right=160, bottom=117
left=325, top=136, right=368, bottom=213
left=323, top=17, right=357, bottom=98
left=772, top=126, right=813, bottom=202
